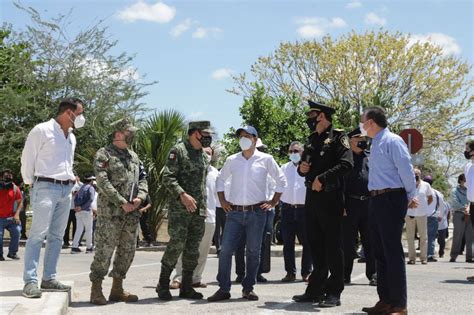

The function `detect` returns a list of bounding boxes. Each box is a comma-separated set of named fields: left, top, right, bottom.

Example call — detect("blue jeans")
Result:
left=427, top=216, right=439, bottom=258
left=0, top=218, right=21, bottom=257
left=217, top=208, right=266, bottom=293
left=23, top=181, right=73, bottom=284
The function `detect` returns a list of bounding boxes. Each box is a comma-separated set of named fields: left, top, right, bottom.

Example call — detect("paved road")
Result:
left=1, top=247, right=473, bottom=314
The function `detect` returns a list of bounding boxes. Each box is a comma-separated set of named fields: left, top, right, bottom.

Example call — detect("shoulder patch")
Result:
left=168, top=149, right=177, bottom=161
left=341, top=135, right=350, bottom=149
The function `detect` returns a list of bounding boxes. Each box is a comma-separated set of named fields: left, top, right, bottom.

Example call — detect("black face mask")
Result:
left=199, top=134, right=212, bottom=148
left=464, top=150, right=472, bottom=160
left=415, top=175, right=420, bottom=181
left=306, top=115, right=320, bottom=131
left=357, top=141, right=368, bottom=150
left=3, top=177, right=12, bottom=183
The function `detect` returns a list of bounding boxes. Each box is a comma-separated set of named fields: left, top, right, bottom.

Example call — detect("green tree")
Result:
left=1, top=3, right=156, bottom=178
left=136, top=110, right=186, bottom=240
left=222, top=84, right=306, bottom=165
left=230, top=30, right=473, bottom=183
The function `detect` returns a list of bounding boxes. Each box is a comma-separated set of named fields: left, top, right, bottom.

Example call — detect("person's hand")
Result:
left=299, top=161, right=310, bottom=174
left=122, top=203, right=135, bottom=213
left=464, top=205, right=470, bottom=215
left=180, top=193, right=197, bottom=213
left=408, top=198, right=419, bottom=209
left=312, top=177, right=323, bottom=192
left=13, top=216, right=20, bottom=225
left=220, top=199, right=233, bottom=213
left=438, top=216, right=442, bottom=222
left=260, top=201, right=275, bottom=211
left=74, top=206, right=81, bottom=212
left=132, top=198, right=142, bottom=210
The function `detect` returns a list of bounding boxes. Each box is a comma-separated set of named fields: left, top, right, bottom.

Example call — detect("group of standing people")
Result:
left=13, top=97, right=474, bottom=315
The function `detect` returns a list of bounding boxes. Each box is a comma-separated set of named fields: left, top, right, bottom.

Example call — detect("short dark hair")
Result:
left=458, top=173, right=466, bottom=183
left=1, top=169, right=12, bottom=176
left=363, top=106, right=388, bottom=128
left=467, top=139, right=474, bottom=151
left=188, top=128, right=198, bottom=136
left=57, top=98, right=84, bottom=115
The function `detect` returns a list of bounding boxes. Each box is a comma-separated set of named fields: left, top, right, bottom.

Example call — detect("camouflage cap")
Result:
left=110, top=118, right=138, bottom=132
left=188, top=120, right=213, bottom=133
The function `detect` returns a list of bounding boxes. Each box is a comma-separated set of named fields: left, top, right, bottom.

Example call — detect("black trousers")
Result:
left=139, top=211, right=153, bottom=242
left=305, top=189, right=344, bottom=298
left=63, top=209, right=76, bottom=244
left=20, top=209, right=27, bottom=238
left=369, top=190, right=407, bottom=308
left=343, top=197, right=375, bottom=281
left=213, top=207, right=227, bottom=251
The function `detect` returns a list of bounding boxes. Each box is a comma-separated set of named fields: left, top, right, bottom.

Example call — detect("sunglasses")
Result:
left=289, top=150, right=300, bottom=153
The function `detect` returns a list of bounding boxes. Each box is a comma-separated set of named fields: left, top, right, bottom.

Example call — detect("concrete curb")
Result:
left=0, top=278, right=72, bottom=315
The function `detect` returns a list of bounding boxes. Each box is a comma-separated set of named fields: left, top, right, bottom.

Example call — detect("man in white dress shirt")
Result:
left=207, top=126, right=287, bottom=302
left=464, top=139, right=474, bottom=281
left=280, top=141, right=312, bottom=282
left=21, top=98, right=85, bottom=298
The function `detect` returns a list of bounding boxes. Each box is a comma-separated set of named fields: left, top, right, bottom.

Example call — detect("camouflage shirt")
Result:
left=94, top=144, right=148, bottom=217
left=162, top=138, right=208, bottom=216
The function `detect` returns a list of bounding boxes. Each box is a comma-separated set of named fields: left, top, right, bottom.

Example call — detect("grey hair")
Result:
left=289, top=141, right=303, bottom=149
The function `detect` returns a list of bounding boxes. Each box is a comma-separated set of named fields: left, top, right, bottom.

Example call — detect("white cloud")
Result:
left=116, top=1, right=176, bottom=23
left=346, top=1, right=362, bottom=9
left=408, top=33, right=461, bottom=55
left=211, top=68, right=234, bottom=80
left=364, top=12, right=386, bottom=26
left=296, top=16, right=347, bottom=39
left=192, top=27, right=222, bottom=39
left=170, top=19, right=193, bottom=37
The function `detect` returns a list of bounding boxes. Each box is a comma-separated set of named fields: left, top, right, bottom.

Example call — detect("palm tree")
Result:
left=137, top=110, right=186, bottom=240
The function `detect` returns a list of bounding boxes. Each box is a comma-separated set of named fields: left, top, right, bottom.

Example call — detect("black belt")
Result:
left=232, top=204, right=262, bottom=211
left=281, top=202, right=305, bottom=208
left=36, top=177, right=74, bottom=185
left=369, top=188, right=405, bottom=197
left=347, top=194, right=370, bottom=201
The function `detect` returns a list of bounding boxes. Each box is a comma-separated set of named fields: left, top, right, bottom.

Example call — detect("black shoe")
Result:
left=85, top=247, right=94, bottom=253
left=21, top=236, right=28, bottom=240
left=0, top=256, right=5, bottom=261
left=179, top=288, right=203, bottom=300
left=449, top=257, right=456, bottom=262
left=281, top=273, right=296, bottom=282
left=427, top=257, right=438, bottom=262
left=466, top=259, right=474, bottom=263
left=344, top=278, right=351, bottom=284
left=62, top=244, right=70, bottom=249
left=369, top=276, right=377, bottom=286
left=319, top=295, right=341, bottom=308
left=235, top=275, right=243, bottom=283
left=357, top=257, right=366, bottom=263
left=156, top=284, right=172, bottom=301
left=256, top=274, right=267, bottom=283
left=71, top=247, right=81, bottom=254
left=207, top=290, right=231, bottom=302
left=292, top=293, right=322, bottom=303
left=242, top=290, right=258, bottom=301
left=7, top=254, right=20, bottom=260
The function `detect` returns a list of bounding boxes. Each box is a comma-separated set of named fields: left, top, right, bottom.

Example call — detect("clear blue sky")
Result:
left=2, top=0, right=473, bottom=136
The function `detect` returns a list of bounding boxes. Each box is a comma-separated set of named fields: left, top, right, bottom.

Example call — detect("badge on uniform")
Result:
left=341, top=136, right=350, bottom=149
left=169, top=151, right=177, bottom=160
left=97, top=161, right=108, bottom=168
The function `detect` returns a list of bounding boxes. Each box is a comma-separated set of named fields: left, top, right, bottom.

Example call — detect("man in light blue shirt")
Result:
left=359, top=107, right=418, bottom=315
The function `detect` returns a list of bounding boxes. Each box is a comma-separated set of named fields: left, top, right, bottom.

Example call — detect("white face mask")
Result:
left=289, top=153, right=301, bottom=163
left=73, top=114, right=86, bottom=129
left=239, top=137, right=253, bottom=151
left=359, top=122, right=368, bottom=137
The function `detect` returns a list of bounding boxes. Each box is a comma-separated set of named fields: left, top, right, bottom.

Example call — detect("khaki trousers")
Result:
left=405, top=215, right=428, bottom=261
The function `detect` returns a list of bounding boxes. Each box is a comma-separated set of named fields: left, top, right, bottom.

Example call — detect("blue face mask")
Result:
left=289, top=153, right=301, bottom=163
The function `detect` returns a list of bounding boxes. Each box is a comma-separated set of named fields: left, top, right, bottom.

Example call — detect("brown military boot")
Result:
left=109, top=278, right=138, bottom=302
left=90, top=280, right=107, bottom=305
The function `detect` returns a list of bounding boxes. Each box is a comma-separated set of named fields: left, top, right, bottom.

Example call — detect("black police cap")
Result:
left=347, top=127, right=362, bottom=138
left=306, top=100, right=336, bottom=116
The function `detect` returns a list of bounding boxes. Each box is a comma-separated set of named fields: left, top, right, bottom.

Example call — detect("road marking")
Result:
left=61, top=262, right=161, bottom=278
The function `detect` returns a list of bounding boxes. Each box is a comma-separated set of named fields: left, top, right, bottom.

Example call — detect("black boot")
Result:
left=179, top=270, right=203, bottom=299
left=156, top=265, right=173, bottom=301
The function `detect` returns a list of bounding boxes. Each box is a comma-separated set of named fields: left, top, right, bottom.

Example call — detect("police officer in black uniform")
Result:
left=292, top=101, right=353, bottom=308
left=343, top=128, right=376, bottom=286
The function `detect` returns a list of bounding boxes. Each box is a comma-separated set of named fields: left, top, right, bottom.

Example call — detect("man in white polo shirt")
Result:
left=21, top=98, right=85, bottom=298
left=280, top=141, right=312, bottom=282
left=405, top=168, right=433, bottom=265
left=207, top=126, right=286, bottom=302
left=464, top=139, right=474, bottom=282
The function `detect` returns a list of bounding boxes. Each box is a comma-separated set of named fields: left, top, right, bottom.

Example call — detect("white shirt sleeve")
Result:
left=216, top=157, right=232, bottom=193
left=266, top=156, right=287, bottom=194
left=21, top=126, right=42, bottom=185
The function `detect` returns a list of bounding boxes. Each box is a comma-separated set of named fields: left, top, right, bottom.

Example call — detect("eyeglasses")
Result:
left=289, top=150, right=300, bottom=153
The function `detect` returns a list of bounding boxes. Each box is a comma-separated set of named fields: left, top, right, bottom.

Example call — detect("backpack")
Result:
left=74, top=184, right=91, bottom=207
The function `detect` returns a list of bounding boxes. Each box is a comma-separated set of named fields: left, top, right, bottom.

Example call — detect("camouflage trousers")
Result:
left=89, top=214, right=139, bottom=281
left=161, top=210, right=205, bottom=273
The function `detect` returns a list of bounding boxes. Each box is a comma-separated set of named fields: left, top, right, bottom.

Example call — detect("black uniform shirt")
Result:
left=344, top=151, right=369, bottom=196
left=298, top=125, right=353, bottom=192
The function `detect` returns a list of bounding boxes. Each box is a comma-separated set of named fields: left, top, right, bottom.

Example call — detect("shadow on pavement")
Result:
left=441, top=279, right=474, bottom=284
left=0, top=290, right=23, bottom=297
left=258, top=301, right=319, bottom=313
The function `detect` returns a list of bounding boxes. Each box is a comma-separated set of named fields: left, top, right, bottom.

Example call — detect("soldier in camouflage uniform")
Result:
left=89, top=118, right=148, bottom=305
left=156, top=121, right=212, bottom=301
